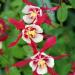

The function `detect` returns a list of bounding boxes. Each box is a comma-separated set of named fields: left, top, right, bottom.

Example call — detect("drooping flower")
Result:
left=22, top=0, right=59, bottom=25
left=22, top=5, right=42, bottom=24
left=0, top=18, right=9, bottom=41
left=8, top=18, right=43, bottom=47
left=12, top=36, right=68, bottom=75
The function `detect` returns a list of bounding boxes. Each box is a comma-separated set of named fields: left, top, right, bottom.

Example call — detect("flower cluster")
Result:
left=7, top=0, right=68, bottom=75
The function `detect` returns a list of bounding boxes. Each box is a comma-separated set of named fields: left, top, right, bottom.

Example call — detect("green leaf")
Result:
left=57, top=3, right=68, bottom=22
left=23, top=45, right=33, bottom=57
left=69, top=0, right=75, bottom=8
left=11, top=46, right=26, bottom=59
left=9, top=67, right=21, bottom=75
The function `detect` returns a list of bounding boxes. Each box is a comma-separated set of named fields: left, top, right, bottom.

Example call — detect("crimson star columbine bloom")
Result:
left=0, top=18, right=9, bottom=41
left=8, top=18, right=43, bottom=47
left=12, top=36, right=68, bottom=75
left=22, top=5, right=42, bottom=24
left=22, top=0, right=59, bottom=25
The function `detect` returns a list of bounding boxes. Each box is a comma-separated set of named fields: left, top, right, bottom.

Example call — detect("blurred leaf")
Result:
left=9, top=67, right=21, bottom=75
left=57, top=3, right=68, bottom=22
left=69, top=0, right=75, bottom=8
left=23, top=45, right=33, bottom=57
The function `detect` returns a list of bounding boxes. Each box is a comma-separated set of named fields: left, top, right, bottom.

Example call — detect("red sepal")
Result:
left=40, top=36, right=56, bottom=52
left=53, top=54, right=68, bottom=60
left=41, top=6, right=60, bottom=11
left=33, top=71, right=41, bottom=75
left=48, top=67, right=58, bottom=75
left=29, top=40, right=38, bottom=54
left=8, top=33, right=22, bottom=48
left=36, top=14, right=49, bottom=25
left=13, top=59, right=31, bottom=68
left=22, top=0, right=35, bottom=5
left=8, top=18, right=25, bottom=30
left=0, top=34, right=8, bottom=41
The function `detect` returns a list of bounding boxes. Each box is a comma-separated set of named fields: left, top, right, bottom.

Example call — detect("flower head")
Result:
left=22, top=24, right=43, bottom=43
left=22, top=0, right=59, bottom=26
left=22, top=5, right=42, bottom=24
left=8, top=18, right=43, bottom=47
left=12, top=36, right=68, bottom=75
left=29, top=52, right=54, bottom=74
left=0, top=18, right=9, bottom=41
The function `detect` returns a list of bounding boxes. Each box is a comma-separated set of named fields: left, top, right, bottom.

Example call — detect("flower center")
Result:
left=24, top=27, right=37, bottom=38
left=38, top=59, right=46, bottom=69
left=0, top=24, right=3, bottom=30
left=30, top=11, right=37, bottom=18
left=27, top=30, right=36, bottom=38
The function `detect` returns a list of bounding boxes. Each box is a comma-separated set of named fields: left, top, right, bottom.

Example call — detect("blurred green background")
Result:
left=0, top=0, right=75, bottom=75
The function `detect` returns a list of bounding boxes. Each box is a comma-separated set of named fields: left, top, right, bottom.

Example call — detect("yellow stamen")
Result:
left=30, top=11, right=37, bottom=17
left=27, top=30, right=36, bottom=38
left=38, top=59, right=46, bottom=69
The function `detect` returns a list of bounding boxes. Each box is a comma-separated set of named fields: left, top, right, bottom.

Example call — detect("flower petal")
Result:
left=22, top=5, right=32, bottom=14
left=22, top=35, right=31, bottom=43
left=29, top=40, right=38, bottom=54
left=32, top=34, right=43, bottom=43
left=48, top=67, right=58, bottom=75
left=37, top=66, right=47, bottom=74
left=22, top=0, right=35, bottom=5
left=31, top=24, right=43, bottom=33
left=35, top=14, right=48, bottom=25
left=13, top=59, right=31, bottom=68
left=53, top=54, right=68, bottom=60
left=29, top=61, right=37, bottom=71
left=46, top=57, right=54, bottom=68
left=8, top=18, right=25, bottom=30
left=23, top=15, right=35, bottom=24
left=8, top=33, right=22, bottom=48
left=0, top=42, right=2, bottom=49
left=40, top=36, right=56, bottom=52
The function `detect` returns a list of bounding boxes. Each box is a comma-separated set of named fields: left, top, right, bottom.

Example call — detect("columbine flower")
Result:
left=22, top=0, right=59, bottom=25
left=12, top=36, right=68, bottom=75
left=22, top=5, right=42, bottom=24
left=8, top=18, right=43, bottom=47
left=0, top=18, right=9, bottom=41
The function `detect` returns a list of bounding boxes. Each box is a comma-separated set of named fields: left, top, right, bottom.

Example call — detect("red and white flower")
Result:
left=22, top=24, right=43, bottom=43
left=8, top=18, right=43, bottom=47
left=12, top=36, right=68, bottom=75
left=22, top=0, right=60, bottom=26
left=29, top=52, right=54, bottom=74
left=22, top=5, right=42, bottom=24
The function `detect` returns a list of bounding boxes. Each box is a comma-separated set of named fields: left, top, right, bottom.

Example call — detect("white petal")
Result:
left=29, top=61, right=37, bottom=71
left=22, top=5, right=42, bottom=16
left=31, top=24, right=43, bottom=33
left=46, top=57, right=54, bottom=68
left=22, top=30, right=31, bottom=43
left=23, top=15, right=34, bottom=24
left=37, top=66, right=47, bottom=74
left=22, top=35, right=31, bottom=43
left=32, top=34, right=43, bottom=43
left=22, top=5, right=31, bottom=14
left=0, top=42, right=2, bottom=49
